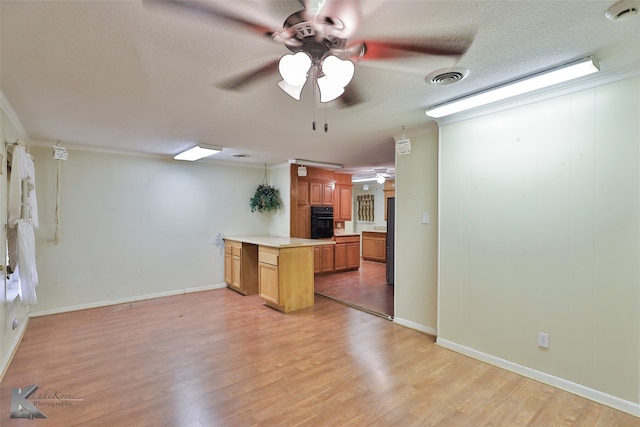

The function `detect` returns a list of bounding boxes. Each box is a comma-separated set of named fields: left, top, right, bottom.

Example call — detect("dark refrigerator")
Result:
left=386, top=197, right=395, bottom=285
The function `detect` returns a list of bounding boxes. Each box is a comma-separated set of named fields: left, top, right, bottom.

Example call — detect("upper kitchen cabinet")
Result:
left=310, top=181, right=333, bottom=206
left=334, top=173, right=353, bottom=221
left=289, top=164, right=351, bottom=238
left=297, top=181, right=309, bottom=205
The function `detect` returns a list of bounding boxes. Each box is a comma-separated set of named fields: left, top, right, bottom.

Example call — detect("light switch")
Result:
left=422, top=212, right=430, bottom=224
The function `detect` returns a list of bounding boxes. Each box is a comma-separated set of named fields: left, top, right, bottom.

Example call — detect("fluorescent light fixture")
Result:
left=352, top=177, right=379, bottom=183
left=174, top=144, right=222, bottom=161
left=288, top=158, right=344, bottom=169
left=425, top=57, right=600, bottom=118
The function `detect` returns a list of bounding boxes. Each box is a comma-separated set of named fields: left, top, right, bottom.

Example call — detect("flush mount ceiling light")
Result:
left=173, top=144, right=222, bottom=161
left=288, top=158, right=344, bottom=169
left=425, top=56, right=600, bottom=119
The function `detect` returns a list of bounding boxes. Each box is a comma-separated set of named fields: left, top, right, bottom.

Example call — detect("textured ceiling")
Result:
left=2, top=1, right=639, bottom=178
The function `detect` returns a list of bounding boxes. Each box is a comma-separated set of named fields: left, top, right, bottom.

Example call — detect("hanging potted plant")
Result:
left=250, top=166, right=282, bottom=213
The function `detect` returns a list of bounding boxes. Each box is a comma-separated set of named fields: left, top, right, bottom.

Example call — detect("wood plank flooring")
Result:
left=1, top=289, right=638, bottom=426
left=314, top=259, right=394, bottom=318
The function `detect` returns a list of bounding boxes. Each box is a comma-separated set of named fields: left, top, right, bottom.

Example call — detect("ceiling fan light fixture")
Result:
left=321, top=55, right=355, bottom=87
left=376, top=174, right=386, bottom=184
left=425, top=56, right=600, bottom=118
left=278, top=52, right=312, bottom=86
left=278, top=80, right=306, bottom=100
left=317, top=76, right=345, bottom=102
left=316, top=55, right=354, bottom=103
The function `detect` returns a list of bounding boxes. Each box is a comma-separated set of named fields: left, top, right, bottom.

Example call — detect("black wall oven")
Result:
left=310, top=206, right=334, bottom=239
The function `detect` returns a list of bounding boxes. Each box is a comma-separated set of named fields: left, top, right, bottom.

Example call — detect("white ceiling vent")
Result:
left=427, top=67, right=470, bottom=85
left=605, top=0, right=639, bottom=21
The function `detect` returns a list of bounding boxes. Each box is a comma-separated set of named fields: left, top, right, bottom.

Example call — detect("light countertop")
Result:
left=224, top=235, right=335, bottom=248
left=361, top=230, right=387, bottom=234
left=333, top=232, right=360, bottom=237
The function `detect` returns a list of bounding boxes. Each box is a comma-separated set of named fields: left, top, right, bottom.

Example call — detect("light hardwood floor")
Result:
left=1, top=289, right=638, bottom=426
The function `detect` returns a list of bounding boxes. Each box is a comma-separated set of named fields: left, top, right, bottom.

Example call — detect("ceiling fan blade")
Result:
left=216, top=60, right=279, bottom=91
left=344, top=37, right=472, bottom=62
left=338, top=83, right=364, bottom=108
left=143, top=0, right=299, bottom=46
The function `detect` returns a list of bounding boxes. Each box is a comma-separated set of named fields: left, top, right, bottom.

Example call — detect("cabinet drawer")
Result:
left=232, top=246, right=242, bottom=256
left=258, top=247, right=279, bottom=265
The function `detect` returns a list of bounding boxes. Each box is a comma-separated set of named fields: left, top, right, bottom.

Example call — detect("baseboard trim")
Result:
left=0, top=316, right=30, bottom=382
left=29, top=283, right=228, bottom=318
left=393, top=317, right=437, bottom=337
left=436, top=338, right=640, bottom=418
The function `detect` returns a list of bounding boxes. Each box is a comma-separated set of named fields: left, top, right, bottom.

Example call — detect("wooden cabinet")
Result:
left=258, top=245, right=315, bottom=313
left=310, top=181, right=333, bottom=206
left=362, top=231, right=387, bottom=262
left=334, top=184, right=352, bottom=221
left=297, top=181, right=309, bottom=205
left=334, top=235, right=360, bottom=272
left=313, top=244, right=335, bottom=274
left=224, top=240, right=258, bottom=295
left=258, top=248, right=280, bottom=305
left=296, top=205, right=310, bottom=239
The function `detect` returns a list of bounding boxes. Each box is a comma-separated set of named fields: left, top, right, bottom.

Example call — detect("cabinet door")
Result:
left=224, top=252, right=232, bottom=284
left=296, top=205, right=310, bottom=238
left=321, top=245, right=335, bottom=273
left=297, top=181, right=309, bottom=205
left=232, top=254, right=242, bottom=289
left=309, top=182, right=323, bottom=205
left=313, top=246, right=322, bottom=274
left=322, top=184, right=334, bottom=205
left=337, top=185, right=352, bottom=220
left=259, top=262, right=279, bottom=304
left=347, top=243, right=360, bottom=269
left=334, top=243, right=347, bottom=271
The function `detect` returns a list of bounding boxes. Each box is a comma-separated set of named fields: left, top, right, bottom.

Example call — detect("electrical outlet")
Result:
left=538, top=332, right=549, bottom=349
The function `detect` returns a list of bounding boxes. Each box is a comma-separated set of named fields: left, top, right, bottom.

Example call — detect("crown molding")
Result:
left=0, top=91, right=29, bottom=141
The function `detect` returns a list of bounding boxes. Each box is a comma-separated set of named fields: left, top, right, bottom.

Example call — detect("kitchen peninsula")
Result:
left=224, top=236, right=335, bottom=313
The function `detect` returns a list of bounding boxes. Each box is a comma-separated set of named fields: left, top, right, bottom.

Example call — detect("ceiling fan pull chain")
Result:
left=312, top=66, right=317, bottom=131
left=324, top=103, right=328, bottom=132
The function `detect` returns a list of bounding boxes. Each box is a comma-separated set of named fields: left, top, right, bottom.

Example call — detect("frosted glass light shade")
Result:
left=279, top=52, right=312, bottom=86
left=317, top=76, right=345, bottom=102
left=321, top=55, right=354, bottom=87
left=278, top=80, right=306, bottom=100
left=317, top=55, right=354, bottom=102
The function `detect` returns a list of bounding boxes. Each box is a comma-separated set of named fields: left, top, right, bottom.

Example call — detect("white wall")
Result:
left=267, top=162, right=291, bottom=237
left=352, top=182, right=386, bottom=231
left=394, top=131, right=439, bottom=335
left=0, top=109, right=30, bottom=378
left=31, top=145, right=274, bottom=314
left=438, top=76, right=640, bottom=409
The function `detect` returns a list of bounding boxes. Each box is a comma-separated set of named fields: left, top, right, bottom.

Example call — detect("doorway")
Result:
left=314, top=259, right=394, bottom=319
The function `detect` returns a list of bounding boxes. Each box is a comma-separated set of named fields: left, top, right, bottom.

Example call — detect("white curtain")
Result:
left=8, top=145, right=39, bottom=305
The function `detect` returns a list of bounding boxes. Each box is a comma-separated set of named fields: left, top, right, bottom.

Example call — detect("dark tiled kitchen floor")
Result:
left=314, top=259, right=394, bottom=318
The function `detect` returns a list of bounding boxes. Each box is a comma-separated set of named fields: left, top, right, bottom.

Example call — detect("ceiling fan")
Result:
left=145, top=0, right=472, bottom=106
